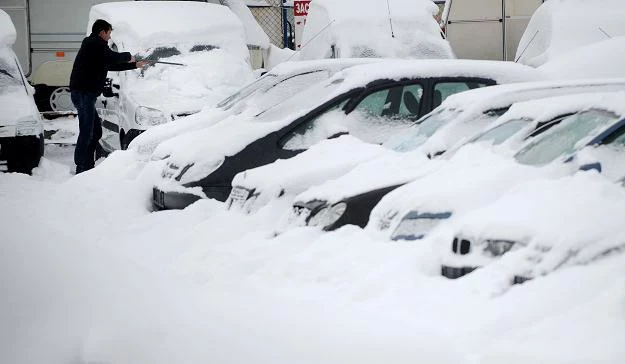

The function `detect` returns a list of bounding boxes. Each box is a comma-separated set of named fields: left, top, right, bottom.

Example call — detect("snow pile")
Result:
left=539, top=36, right=625, bottom=80
left=231, top=135, right=388, bottom=212
left=300, top=0, right=454, bottom=60
left=516, top=0, right=625, bottom=67
left=88, top=1, right=249, bottom=60
left=0, top=9, right=16, bottom=46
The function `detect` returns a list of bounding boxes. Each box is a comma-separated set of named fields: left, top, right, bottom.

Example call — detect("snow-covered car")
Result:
left=538, top=36, right=625, bottom=80
left=443, top=172, right=625, bottom=284
left=516, top=0, right=625, bottom=67
left=290, top=80, right=625, bottom=232
left=368, top=92, right=619, bottom=242
left=152, top=59, right=540, bottom=211
left=0, top=10, right=44, bottom=174
left=128, top=58, right=378, bottom=157
left=299, top=0, right=454, bottom=60
left=91, top=1, right=254, bottom=151
left=440, top=98, right=625, bottom=279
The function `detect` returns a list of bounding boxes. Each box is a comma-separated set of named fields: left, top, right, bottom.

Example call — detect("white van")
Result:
left=91, top=1, right=255, bottom=151
left=441, top=0, right=543, bottom=61
left=0, top=10, right=43, bottom=174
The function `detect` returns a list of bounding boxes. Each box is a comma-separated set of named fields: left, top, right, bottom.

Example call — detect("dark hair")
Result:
left=92, top=19, right=112, bottom=34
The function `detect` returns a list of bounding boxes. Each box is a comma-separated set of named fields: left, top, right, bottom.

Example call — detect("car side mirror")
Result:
left=102, top=78, right=119, bottom=98
left=578, top=161, right=602, bottom=173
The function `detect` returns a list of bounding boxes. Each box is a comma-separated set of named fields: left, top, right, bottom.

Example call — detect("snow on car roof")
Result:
left=0, top=10, right=16, bottom=46
left=300, top=0, right=454, bottom=59
left=266, top=58, right=382, bottom=77
left=89, top=2, right=247, bottom=56
left=516, top=0, right=625, bottom=67
left=538, top=36, right=625, bottom=80
left=156, top=59, right=541, bottom=165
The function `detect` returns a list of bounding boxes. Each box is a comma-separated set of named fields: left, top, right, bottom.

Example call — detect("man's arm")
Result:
left=108, top=61, right=137, bottom=71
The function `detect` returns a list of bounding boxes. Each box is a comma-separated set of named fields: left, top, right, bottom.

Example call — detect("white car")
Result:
left=91, top=1, right=254, bottom=151
left=443, top=172, right=625, bottom=284
left=0, top=10, right=43, bottom=174
left=369, top=92, right=624, bottom=242
left=290, top=80, right=625, bottom=232
left=439, top=95, right=625, bottom=279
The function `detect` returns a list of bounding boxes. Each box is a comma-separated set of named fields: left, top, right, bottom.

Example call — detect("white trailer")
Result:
left=441, top=0, right=544, bottom=61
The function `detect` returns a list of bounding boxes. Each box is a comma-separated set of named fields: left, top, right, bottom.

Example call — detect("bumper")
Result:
left=152, top=187, right=202, bottom=211
left=441, top=265, right=477, bottom=279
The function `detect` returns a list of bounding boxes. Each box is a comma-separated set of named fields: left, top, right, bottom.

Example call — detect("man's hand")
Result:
left=129, top=55, right=136, bottom=63
left=136, top=61, right=149, bottom=69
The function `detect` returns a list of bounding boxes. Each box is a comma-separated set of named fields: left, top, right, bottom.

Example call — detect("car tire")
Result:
left=120, top=131, right=131, bottom=150
left=34, top=85, right=76, bottom=113
left=6, top=135, right=43, bottom=174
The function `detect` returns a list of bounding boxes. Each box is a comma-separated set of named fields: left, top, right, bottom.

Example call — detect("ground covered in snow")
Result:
left=1, top=120, right=624, bottom=364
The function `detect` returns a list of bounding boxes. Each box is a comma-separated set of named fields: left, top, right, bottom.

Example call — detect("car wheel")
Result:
left=120, top=131, right=131, bottom=150
left=49, top=87, right=75, bottom=112
left=6, top=137, right=42, bottom=174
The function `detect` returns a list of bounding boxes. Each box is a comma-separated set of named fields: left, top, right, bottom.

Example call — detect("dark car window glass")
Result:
left=0, top=49, right=25, bottom=95
left=190, top=44, right=217, bottom=52
left=139, top=46, right=181, bottom=62
left=603, top=124, right=625, bottom=146
left=251, top=71, right=332, bottom=118
left=470, top=118, right=530, bottom=145
left=354, top=84, right=423, bottom=120
left=514, top=109, right=621, bottom=166
left=216, top=74, right=278, bottom=110
left=280, top=99, right=350, bottom=150
left=433, top=81, right=489, bottom=108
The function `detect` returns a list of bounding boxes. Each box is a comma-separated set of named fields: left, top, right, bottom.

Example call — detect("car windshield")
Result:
left=255, top=76, right=347, bottom=123
left=469, top=118, right=531, bottom=145
left=514, top=109, right=621, bottom=165
left=383, top=107, right=461, bottom=151
left=216, top=74, right=278, bottom=110
left=0, top=48, right=25, bottom=95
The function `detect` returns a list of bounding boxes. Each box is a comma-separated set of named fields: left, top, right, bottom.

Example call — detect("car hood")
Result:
left=368, top=144, right=572, bottom=238
left=293, top=148, right=442, bottom=204
left=232, top=135, right=387, bottom=200
left=124, top=49, right=253, bottom=116
left=0, top=89, right=39, bottom=126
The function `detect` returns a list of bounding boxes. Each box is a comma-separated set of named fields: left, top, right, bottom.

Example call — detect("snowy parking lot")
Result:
left=1, top=118, right=624, bottom=363
left=3, top=0, right=625, bottom=363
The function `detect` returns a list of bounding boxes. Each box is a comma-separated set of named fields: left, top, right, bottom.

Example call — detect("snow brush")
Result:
left=138, top=59, right=187, bottom=66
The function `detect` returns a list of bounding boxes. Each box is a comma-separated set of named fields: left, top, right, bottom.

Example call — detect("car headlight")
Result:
left=484, top=239, right=517, bottom=257
left=165, top=158, right=224, bottom=184
left=308, top=202, right=347, bottom=229
left=391, top=211, right=452, bottom=241
left=16, top=119, right=40, bottom=136
left=135, top=106, right=168, bottom=126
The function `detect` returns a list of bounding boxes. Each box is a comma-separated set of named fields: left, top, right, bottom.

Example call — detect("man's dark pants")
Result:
left=71, top=90, right=102, bottom=174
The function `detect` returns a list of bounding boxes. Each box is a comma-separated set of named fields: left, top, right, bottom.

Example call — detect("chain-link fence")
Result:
left=248, top=0, right=294, bottom=49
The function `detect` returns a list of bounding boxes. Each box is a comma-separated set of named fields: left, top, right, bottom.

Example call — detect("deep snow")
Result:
left=1, top=137, right=624, bottom=364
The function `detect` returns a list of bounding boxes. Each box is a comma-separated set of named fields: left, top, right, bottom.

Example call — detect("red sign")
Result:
left=294, top=0, right=311, bottom=16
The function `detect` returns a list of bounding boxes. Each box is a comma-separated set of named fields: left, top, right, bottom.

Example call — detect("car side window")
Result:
left=433, top=81, right=489, bottom=108
left=353, top=84, right=423, bottom=120
left=280, top=99, right=350, bottom=151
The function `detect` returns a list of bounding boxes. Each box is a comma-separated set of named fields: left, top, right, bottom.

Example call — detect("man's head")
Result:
left=92, top=19, right=113, bottom=42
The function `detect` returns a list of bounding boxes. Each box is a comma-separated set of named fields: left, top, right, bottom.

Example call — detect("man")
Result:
left=69, top=19, right=147, bottom=174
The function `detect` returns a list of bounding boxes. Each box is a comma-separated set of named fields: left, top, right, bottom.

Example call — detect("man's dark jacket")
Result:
left=70, top=33, right=136, bottom=94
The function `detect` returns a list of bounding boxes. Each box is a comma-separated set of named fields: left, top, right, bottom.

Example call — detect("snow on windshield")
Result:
left=89, top=2, right=249, bottom=60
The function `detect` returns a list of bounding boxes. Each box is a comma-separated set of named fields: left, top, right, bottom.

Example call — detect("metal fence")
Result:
left=248, top=0, right=294, bottom=49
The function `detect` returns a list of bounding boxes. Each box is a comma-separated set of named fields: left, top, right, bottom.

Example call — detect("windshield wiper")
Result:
left=0, top=69, right=15, bottom=79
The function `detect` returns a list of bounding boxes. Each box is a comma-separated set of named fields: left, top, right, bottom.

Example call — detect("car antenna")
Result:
left=598, top=27, right=612, bottom=39
left=514, top=30, right=539, bottom=63
left=386, top=0, right=395, bottom=38
left=284, top=19, right=336, bottom=62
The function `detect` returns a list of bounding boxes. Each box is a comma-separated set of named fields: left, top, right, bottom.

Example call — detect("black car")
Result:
left=152, top=60, right=541, bottom=210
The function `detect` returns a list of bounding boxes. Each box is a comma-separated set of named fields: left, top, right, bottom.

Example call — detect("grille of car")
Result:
left=451, top=237, right=471, bottom=255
